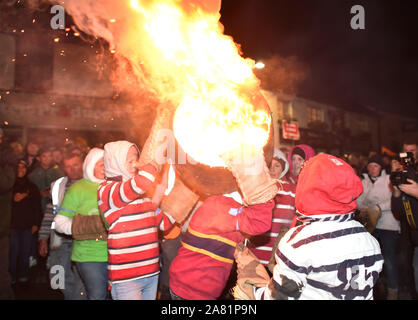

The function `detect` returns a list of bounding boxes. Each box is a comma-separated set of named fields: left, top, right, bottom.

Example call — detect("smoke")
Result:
left=254, top=55, right=309, bottom=95
left=26, top=0, right=232, bottom=106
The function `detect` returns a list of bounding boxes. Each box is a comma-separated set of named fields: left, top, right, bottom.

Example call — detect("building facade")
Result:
left=263, top=90, right=418, bottom=157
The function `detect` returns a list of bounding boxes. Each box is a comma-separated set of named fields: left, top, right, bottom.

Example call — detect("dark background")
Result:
left=220, top=0, right=418, bottom=118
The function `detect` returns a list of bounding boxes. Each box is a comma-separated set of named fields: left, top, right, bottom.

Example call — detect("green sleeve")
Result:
left=57, top=185, right=78, bottom=218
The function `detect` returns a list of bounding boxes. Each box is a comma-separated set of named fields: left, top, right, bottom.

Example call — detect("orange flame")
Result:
left=49, top=0, right=271, bottom=167
left=128, top=0, right=271, bottom=167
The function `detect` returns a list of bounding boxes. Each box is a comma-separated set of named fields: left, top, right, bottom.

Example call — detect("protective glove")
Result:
left=233, top=242, right=270, bottom=300
left=71, top=214, right=108, bottom=241
left=160, top=177, right=199, bottom=223
left=221, top=146, right=278, bottom=206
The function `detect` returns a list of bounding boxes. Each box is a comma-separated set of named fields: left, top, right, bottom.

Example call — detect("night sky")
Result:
left=220, top=0, right=418, bottom=118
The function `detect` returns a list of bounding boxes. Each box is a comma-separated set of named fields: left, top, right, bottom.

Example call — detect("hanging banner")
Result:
left=282, top=120, right=300, bottom=140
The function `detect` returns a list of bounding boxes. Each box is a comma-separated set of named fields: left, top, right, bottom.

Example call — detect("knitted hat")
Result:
left=295, top=154, right=363, bottom=216
left=291, top=146, right=306, bottom=160
left=367, top=154, right=384, bottom=168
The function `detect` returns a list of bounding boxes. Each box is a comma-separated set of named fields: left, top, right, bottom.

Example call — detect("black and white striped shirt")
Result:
left=255, top=212, right=383, bottom=300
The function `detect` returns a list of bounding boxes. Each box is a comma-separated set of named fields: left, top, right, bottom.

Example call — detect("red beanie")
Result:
left=295, top=154, right=363, bottom=216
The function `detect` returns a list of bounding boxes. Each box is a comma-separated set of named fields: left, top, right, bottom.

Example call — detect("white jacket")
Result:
left=255, top=213, right=383, bottom=300
left=49, top=176, right=69, bottom=249
left=357, top=171, right=400, bottom=232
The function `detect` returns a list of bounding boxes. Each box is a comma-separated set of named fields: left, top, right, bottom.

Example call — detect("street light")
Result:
left=254, top=61, right=265, bottom=69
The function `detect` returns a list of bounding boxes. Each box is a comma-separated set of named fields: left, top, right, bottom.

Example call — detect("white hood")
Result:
left=273, top=148, right=289, bottom=179
left=83, top=148, right=104, bottom=183
left=104, top=141, right=140, bottom=181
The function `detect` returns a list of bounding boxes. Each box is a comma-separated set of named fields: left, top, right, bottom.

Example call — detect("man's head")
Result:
left=288, top=145, right=315, bottom=180
left=62, top=152, right=83, bottom=180
left=403, top=140, right=417, bottom=163
left=26, top=141, right=40, bottom=157
left=10, top=141, right=24, bottom=157
left=52, top=148, right=63, bottom=165
left=291, top=147, right=306, bottom=177
left=367, top=154, right=384, bottom=178
left=382, top=154, right=391, bottom=166
left=391, top=158, right=403, bottom=173
left=37, top=148, right=53, bottom=169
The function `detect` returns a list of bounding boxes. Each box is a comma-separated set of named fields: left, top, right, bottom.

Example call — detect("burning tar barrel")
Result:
left=171, top=91, right=274, bottom=199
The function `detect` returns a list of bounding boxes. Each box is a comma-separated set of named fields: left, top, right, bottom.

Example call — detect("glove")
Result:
left=221, top=146, right=278, bottom=206
left=233, top=242, right=270, bottom=300
left=138, top=104, right=175, bottom=172
left=359, top=206, right=381, bottom=233
left=71, top=214, right=108, bottom=241
left=160, top=177, right=200, bottom=223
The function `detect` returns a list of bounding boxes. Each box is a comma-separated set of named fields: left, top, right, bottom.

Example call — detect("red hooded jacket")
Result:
left=296, top=154, right=363, bottom=216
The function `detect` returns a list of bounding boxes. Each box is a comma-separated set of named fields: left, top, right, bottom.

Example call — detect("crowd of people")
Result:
left=0, top=125, right=417, bottom=300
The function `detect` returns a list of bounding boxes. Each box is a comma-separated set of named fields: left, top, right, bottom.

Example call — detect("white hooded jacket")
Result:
left=273, top=148, right=289, bottom=180
left=104, top=141, right=140, bottom=181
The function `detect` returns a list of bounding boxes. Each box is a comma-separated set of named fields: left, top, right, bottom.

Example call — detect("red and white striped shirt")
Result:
left=98, top=164, right=173, bottom=284
left=250, top=179, right=296, bottom=265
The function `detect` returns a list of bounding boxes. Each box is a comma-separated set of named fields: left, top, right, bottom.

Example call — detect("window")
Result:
left=283, top=101, right=294, bottom=120
left=307, top=106, right=324, bottom=123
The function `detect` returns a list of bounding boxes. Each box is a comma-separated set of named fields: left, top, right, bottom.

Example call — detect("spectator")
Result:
left=54, top=148, right=108, bottom=300
left=287, top=144, right=315, bottom=185
left=9, top=160, right=42, bottom=285
left=52, top=148, right=64, bottom=172
left=23, top=141, right=40, bottom=175
left=0, top=128, right=17, bottom=299
left=382, top=154, right=392, bottom=175
left=37, top=151, right=86, bottom=300
left=391, top=141, right=418, bottom=299
left=9, top=141, right=24, bottom=160
left=28, top=148, right=64, bottom=214
left=250, top=148, right=296, bottom=272
left=403, top=140, right=417, bottom=168
left=357, top=154, right=400, bottom=299
left=28, top=147, right=64, bottom=268
left=234, top=154, right=383, bottom=300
